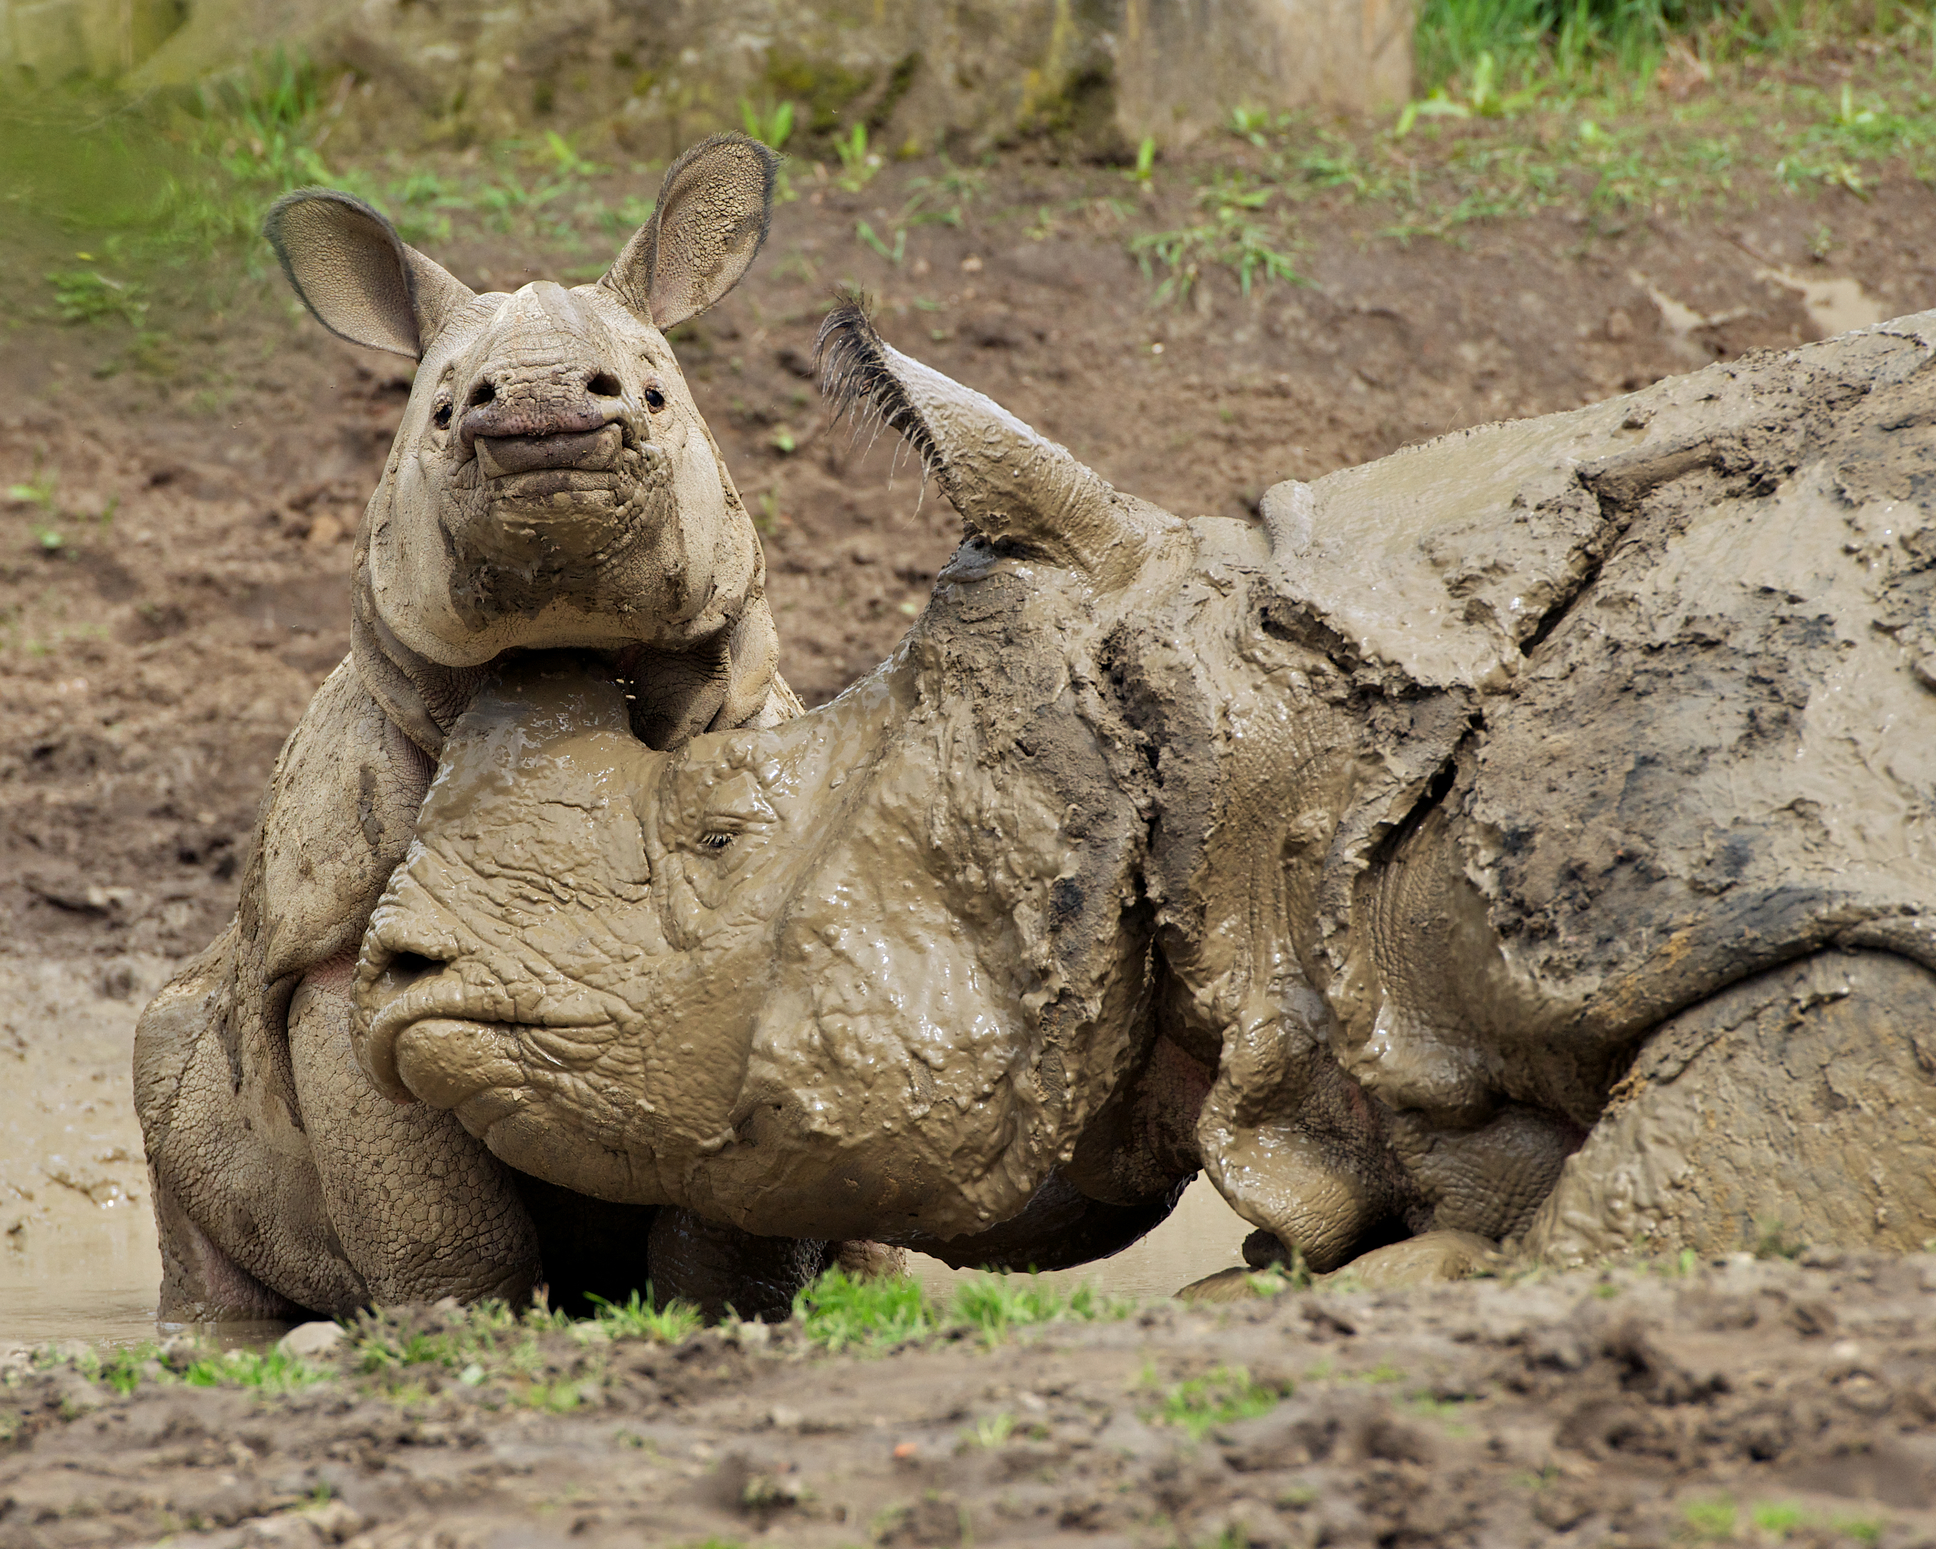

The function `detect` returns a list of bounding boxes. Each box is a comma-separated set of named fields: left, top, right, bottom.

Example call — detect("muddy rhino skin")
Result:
left=350, top=301, right=1936, bottom=1285
left=131, top=135, right=865, bottom=1323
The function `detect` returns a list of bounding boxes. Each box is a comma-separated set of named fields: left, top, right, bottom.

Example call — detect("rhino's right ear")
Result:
left=264, top=189, right=475, bottom=360
left=601, top=132, right=779, bottom=332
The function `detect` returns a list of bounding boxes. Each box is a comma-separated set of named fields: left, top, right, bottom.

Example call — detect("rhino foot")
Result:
left=647, top=1208, right=833, bottom=1323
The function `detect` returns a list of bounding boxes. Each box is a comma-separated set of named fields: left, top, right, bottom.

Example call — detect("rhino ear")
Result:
left=264, top=189, right=475, bottom=360
left=815, top=297, right=1169, bottom=587
left=601, top=132, right=779, bottom=332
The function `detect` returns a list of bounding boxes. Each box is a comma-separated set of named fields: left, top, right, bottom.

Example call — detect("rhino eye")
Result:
left=643, top=385, right=667, bottom=412
left=432, top=401, right=452, bottom=430
left=698, top=830, right=733, bottom=851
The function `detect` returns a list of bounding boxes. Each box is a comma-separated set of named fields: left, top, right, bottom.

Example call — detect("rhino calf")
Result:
left=132, top=134, right=869, bottom=1323
left=347, top=300, right=1936, bottom=1294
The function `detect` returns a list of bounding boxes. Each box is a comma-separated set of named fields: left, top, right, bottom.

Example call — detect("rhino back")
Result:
left=1284, top=315, right=1936, bottom=1170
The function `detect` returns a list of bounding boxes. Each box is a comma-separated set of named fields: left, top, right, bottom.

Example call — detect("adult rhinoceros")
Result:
left=345, top=299, right=1936, bottom=1308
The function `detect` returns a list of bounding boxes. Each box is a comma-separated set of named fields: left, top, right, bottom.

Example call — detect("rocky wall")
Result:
left=3, top=0, right=1412, bottom=152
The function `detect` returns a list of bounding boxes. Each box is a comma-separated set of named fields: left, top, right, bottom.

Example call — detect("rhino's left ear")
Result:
left=265, top=189, right=475, bottom=360
left=602, top=132, right=780, bottom=332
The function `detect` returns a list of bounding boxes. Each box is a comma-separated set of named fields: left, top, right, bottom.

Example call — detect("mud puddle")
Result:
left=0, top=956, right=166, bottom=1347
left=0, top=956, right=1250, bottom=1349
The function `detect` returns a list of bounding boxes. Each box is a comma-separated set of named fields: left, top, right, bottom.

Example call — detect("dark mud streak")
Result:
left=1517, top=440, right=1727, bottom=663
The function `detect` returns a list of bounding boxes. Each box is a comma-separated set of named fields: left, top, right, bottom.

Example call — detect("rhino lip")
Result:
left=357, top=966, right=609, bottom=1106
left=475, top=425, right=624, bottom=480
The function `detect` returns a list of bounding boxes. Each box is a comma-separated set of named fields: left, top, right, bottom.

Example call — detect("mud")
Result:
left=0, top=959, right=167, bottom=1347
left=8, top=1255, right=1936, bottom=1548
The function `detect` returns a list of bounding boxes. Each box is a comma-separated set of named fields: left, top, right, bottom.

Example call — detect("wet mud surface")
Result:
left=8, top=1255, right=1936, bottom=1548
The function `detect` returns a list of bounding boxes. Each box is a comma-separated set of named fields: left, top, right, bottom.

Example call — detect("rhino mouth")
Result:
left=355, top=941, right=618, bottom=1109
left=484, top=466, right=631, bottom=502
left=475, top=425, right=625, bottom=480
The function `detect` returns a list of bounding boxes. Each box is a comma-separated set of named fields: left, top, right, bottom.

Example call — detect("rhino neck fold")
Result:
left=350, top=554, right=789, bottom=759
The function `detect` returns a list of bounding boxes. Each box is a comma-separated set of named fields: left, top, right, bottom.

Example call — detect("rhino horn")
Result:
left=815, top=297, right=1164, bottom=586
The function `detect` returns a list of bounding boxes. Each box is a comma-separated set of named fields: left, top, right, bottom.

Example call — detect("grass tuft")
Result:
left=1680, top=1494, right=1737, bottom=1540
left=1146, top=1364, right=1292, bottom=1440
left=949, top=1273, right=1128, bottom=1340
left=791, top=1268, right=1129, bottom=1352
left=793, top=1268, right=937, bottom=1351
left=183, top=1347, right=327, bottom=1393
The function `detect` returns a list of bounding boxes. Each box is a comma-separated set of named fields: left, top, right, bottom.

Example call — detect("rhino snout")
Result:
left=457, top=365, right=634, bottom=461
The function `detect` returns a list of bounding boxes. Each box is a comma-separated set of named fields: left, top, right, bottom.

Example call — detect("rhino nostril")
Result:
left=386, top=950, right=441, bottom=985
left=587, top=371, right=622, bottom=398
left=467, top=381, right=496, bottom=409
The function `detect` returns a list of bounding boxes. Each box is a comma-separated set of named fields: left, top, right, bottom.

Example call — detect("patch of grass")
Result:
left=1750, top=1501, right=1806, bottom=1536
left=856, top=219, right=906, bottom=264
left=1130, top=170, right=1306, bottom=303
left=1147, top=1364, right=1292, bottom=1440
left=789, top=1268, right=1127, bottom=1353
left=47, top=267, right=148, bottom=326
left=739, top=96, right=796, bottom=151
left=950, top=1273, right=1128, bottom=1340
left=585, top=1288, right=703, bottom=1344
left=1411, top=0, right=1904, bottom=103
left=966, top=1410, right=1016, bottom=1448
left=1680, top=1494, right=1737, bottom=1540
left=793, top=1268, right=937, bottom=1351
left=832, top=122, right=881, bottom=192
left=65, top=1342, right=167, bottom=1396
left=183, top=1347, right=327, bottom=1393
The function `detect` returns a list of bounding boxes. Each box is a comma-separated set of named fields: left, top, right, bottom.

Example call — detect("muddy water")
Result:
left=0, top=956, right=167, bottom=1347
left=0, top=955, right=1249, bottom=1348
left=1632, top=264, right=1885, bottom=348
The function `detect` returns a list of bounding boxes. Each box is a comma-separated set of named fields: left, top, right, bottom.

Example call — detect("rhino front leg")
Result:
left=287, top=960, right=540, bottom=1305
left=647, top=1209, right=833, bottom=1323
left=1197, top=995, right=1427, bottom=1273
left=135, top=931, right=369, bottom=1320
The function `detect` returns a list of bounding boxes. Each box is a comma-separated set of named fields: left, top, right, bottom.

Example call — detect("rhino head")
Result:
left=267, top=133, right=790, bottom=752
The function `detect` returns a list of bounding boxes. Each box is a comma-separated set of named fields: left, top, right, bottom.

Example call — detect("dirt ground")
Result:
left=7, top=1254, right=1936, bottom=1548
left=1, top=64, right=1934, bottom=1541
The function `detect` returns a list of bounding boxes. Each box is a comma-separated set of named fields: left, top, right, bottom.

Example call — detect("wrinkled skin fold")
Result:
left=352, top=302, right=1936, bottom=1288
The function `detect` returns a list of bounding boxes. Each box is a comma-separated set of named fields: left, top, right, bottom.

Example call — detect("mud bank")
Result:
left=5, top=1254, right=1936, bottom=1548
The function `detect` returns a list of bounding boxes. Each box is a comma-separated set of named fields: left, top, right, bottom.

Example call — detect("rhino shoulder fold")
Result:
left=253, top=660, right=434, bottom=987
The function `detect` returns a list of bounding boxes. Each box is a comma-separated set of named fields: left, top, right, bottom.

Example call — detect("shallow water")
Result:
left=1632, top=264, right=1885, bottom=347
left=912, top=1175, right=1253, bottom=1307
left=0, top=955, right=169, bottom=1349
left=0, top=954, right=1252, bottom=1349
